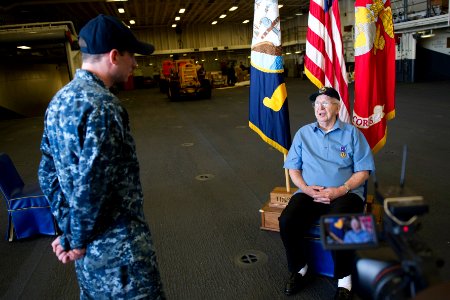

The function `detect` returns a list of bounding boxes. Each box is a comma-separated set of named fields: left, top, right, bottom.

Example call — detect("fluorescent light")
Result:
left=219, top=14, right=227, bottom=18
left=179, top=8, right=185, bottom=13
left=295, top=51, right=301, bottom=53
left=242, top=19, right=249, bottom=24
left=118, top=8, right=125, bottom=13
left=229, top=6, right=238, bottom=11
left=278, top=4, right=284, bottom=8
left=211, top=20, right=218, bottom=25
left=17, top=45, right=31, bottom=49
left=286, top=52, right=291, bottom=55
left=296, top=12, right=303, bottom=16
left=172, top=24, right=177, bottom=27
left=175, top=16, right=180, bottom=21
left=129, top=19, right=135, bottom=24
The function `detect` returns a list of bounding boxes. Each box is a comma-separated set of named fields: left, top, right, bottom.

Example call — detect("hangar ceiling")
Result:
left=0, top=0, right=309, bottom=33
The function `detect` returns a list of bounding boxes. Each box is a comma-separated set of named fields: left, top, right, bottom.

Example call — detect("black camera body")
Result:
left=321, top=186, right=443, bottom=300
left=355, top=186, right=442, bottom=300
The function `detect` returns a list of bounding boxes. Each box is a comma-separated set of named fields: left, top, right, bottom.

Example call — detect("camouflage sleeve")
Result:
left=38, top=129, right=72, bottom=250
left=69, top=104, right=123, bottom=249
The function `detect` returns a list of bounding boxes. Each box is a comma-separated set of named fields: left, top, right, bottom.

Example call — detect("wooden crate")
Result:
left=259, top=200, right=283, bottom=231
left=269, top=186, right=297, bottom=208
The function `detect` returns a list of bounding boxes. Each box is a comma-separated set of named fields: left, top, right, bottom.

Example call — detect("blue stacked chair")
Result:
left=0, top=153, right=57, bottom=241
left=304, top=181, right=369, bottom=277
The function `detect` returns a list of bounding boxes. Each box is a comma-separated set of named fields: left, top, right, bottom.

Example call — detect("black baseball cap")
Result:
left=78, top=14, right=154, bottom=55
left=309, top=87, right=341, bottom=102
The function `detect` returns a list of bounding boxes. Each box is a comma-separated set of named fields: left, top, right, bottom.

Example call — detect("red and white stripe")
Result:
left=305, top=0, right=350, bottom=123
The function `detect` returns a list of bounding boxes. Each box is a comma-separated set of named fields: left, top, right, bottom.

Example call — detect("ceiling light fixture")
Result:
left=211, top=20, right=218, bottom=25
left=118, top=8, right=125, bottom=13
left=179, top=8, right=186, bottom=14
left=229, top=6, right=238, bottom=11
left=242, top=20, right=249, bottom=24
left=175, top=16, right=180, bottom=21
left=219, top=14, right=227, bottom=18
left=172, top=24, right=177, bottom=27
left=17, top=45, right=31, bottom=49
left=278, top=4, right=284, bottom=8
left=420, top=29, right=434, bottom=38
left=129, top=19, right=135, bottom=25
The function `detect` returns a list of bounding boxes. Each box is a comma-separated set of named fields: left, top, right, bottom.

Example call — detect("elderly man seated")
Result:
left=279, top=87, right=375, bottom=300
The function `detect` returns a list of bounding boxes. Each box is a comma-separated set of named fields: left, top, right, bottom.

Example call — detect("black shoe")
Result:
left=334, top=287, right=352, bottom=300
left=284, top=272, right=311, bottom=296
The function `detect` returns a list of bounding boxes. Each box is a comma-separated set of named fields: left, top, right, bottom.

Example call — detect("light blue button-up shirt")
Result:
left=284, top=119, right=375, bottom=200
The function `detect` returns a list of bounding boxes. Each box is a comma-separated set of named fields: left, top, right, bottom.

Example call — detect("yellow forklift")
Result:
left=160, top=59, right=212, bottom=101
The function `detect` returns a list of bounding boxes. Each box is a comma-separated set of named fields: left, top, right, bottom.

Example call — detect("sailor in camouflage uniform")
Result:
left=38, top=15, right=164, bottom=299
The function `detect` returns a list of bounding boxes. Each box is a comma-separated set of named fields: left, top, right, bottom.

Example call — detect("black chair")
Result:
left=0, top=153, right=57, bottom=241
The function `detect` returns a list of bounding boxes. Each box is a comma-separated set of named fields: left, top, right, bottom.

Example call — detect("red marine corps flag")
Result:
left=353, top=0, right=396, bottom=153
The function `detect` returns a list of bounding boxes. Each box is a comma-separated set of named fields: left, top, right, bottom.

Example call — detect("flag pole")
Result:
left=284, top=154, right=290, bottom=193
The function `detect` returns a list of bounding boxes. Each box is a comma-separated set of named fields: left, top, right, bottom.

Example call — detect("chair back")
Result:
left=0, top=153, right=25, bottom=200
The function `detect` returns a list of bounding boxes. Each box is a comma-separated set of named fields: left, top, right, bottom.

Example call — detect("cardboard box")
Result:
left=259, top=200, right=283, bottom=231
left=269, top=186, right=298, bottom=208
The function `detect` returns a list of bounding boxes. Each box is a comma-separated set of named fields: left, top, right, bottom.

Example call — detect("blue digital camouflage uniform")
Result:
left=38, top=69, right=165, bottom=299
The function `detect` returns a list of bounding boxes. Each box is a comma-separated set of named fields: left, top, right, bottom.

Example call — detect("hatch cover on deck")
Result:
left=195, top=174, right=215, bottom=181
left=234, top=250, right=268, bottom=269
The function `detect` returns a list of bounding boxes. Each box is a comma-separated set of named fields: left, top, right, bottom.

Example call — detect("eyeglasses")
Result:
left=312, top=101, right=338, bottom=108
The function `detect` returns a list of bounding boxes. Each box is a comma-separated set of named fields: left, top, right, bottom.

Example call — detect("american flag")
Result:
left=304, top=0, right=350, bottom=123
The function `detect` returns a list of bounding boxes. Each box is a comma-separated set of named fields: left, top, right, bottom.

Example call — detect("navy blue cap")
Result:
left=309, top=87, right=341, bottom=102
left=79, top=14, right=154, bottom=55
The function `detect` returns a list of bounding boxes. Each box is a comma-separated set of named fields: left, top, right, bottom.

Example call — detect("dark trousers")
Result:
left=278, top=193, right=364, bottom=279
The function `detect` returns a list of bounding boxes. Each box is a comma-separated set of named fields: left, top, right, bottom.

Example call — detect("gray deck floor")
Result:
left=1, top=78, right=449, bottom=299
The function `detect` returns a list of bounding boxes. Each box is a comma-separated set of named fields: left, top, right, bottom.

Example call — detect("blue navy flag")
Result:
left=249, top=0, right=291, bottom=154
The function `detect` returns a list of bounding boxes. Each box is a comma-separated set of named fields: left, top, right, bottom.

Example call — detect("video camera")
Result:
left=320, top=146, right=444, bottom=299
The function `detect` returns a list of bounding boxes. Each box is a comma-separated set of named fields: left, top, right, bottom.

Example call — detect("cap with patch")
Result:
left=79, top=14, right=154, bottom=55
left=309, top=87, right=341, bottom=102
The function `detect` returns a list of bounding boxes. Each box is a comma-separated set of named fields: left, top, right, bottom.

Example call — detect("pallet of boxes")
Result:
left=259, top=187, right=297, bottom=231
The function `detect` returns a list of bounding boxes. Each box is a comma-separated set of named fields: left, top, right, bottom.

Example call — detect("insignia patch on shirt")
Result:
left=340, top=146, right=347, bottom=158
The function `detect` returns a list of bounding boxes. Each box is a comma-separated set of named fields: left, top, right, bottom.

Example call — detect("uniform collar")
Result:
left=76, top=69, right=107, bottom=89
left=313, top=119, right=344, bottom=133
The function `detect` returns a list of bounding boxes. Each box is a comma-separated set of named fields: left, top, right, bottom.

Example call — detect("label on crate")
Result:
left=269, top=187, right=298, bottom=207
